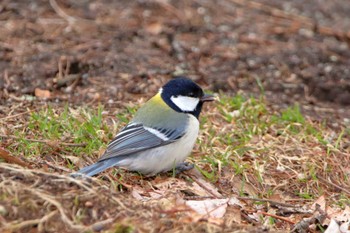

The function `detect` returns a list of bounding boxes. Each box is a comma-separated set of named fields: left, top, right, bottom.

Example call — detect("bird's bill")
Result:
left=201, top=93, right=215, bottom=102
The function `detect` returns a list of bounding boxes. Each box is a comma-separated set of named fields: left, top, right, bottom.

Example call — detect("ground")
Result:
left=0, top=0, right=350, bottom=232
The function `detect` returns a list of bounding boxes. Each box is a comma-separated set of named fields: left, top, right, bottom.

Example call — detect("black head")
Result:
left=160, top=77, right=214, bottom=118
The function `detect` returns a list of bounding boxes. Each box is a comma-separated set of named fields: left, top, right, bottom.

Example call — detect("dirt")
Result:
left=1, top=0, right=350, bottom=232
left=1, top=0, right=350, bottom=122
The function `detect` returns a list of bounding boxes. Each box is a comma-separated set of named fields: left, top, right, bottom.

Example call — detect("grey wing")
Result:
left=98, top=123, right=185, bottom=161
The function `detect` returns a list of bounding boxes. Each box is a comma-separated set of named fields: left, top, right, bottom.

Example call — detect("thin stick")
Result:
left=0, top=147, right=31, bottom=168
left=3, top=219, right=41, bottom=231
left=49, top=0, right=94, bottom=23
left=38, top=210, right=58, bottom=232
left=317, top=175, right=350, bottom=195
left=88, top=218, right=114, bottom=232
left=237, top=196, right=296, bottom=207
left=0, top=163, right=97, bottom=193
left=258, top=211, right=295, bottom=224
left=229, top=0, right=350, bottom=40
left=0, top=110, right=33, bottom=121
left=49, top=0, right=76, bottom=24
left=28, top=188, right=86, bottom=231
left=185, top=172, right=223, bottom=198
left=0, top=134, right=87, bottom=147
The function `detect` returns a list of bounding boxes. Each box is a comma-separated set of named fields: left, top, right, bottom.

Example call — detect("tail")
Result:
left=71, top=160, right=117, bottom=177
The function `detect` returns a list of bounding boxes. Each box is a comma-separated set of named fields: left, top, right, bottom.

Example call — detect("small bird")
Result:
left=72, top=77, right=214, bottom=177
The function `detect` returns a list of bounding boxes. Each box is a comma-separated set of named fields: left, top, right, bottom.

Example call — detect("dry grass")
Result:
left=1, top=0, right=350, bottom=231
left=0, top=95, right=350, bottom=232
left=0, top=162, right=272, bottom=233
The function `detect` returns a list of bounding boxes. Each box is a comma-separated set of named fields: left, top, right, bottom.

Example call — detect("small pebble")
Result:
left=85, top=201, right=93, bottom=208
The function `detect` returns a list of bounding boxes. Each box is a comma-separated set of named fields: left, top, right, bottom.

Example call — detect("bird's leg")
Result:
left=175, top=162, right=194, bottom=174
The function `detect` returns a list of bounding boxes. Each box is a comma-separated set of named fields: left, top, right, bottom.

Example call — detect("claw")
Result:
left=175, top=162, right=194, bottom=174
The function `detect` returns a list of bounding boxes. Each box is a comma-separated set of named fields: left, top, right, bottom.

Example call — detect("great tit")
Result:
left=72, top=77, right=214, bottom=177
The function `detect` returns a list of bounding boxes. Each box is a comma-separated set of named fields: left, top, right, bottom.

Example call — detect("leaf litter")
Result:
left=1, top=0, right=350, bottom=232
left=1, top=99, right=349, bottom=232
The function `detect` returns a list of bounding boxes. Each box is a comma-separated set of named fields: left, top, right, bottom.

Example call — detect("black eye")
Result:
left=188, top=93, right=195, bottom=97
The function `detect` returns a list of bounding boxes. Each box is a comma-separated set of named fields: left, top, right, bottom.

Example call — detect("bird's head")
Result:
left=160, top=77, right=214, bottom=118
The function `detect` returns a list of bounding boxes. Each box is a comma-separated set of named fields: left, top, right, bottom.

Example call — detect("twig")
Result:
left=0, top=147, right=31, bottom=168
left=44, top=160, right=72, bottom=172
left=28, top=188, right=87, bottom=231
left=0, top=134, right=87, bottom=147
left=317, top=175, right=350, bottom=195
left=229, top=0, right=350, bottom=41
left=229, top=0, right=312, bottom=23
left=64, top=74, right=81, bottom=93
left=49, top=0, right=94, bottom=24
left=184, top=169, right=223, bottom=198
left=88, top=218, right=115, bottom=232
left=56, top=74, right=80, bottom=88
left=110, top=196, right=129, bottom=211
left=106, top=173, right=133, bottom=190
left=0, top=163, right=97, bottom=193
left=291, top=216, right=315, bottom=233
left=153, top=0, right=184, bottom=21
left=291, top=204, right=327, bottom=232
left=258, top=211, right=295, bottom=224
left=237, top=196, right=296, bottom=208
left=27, top=188, right=115, bottom=231
left=38, top=210, right=58, bottom=232
left=0, top=163, right=122, bottom=232
left=0, top=110, right=33, bottom=122
left=2, top=219, right=42, bottom=231
left=49, top=0, right=77, bottom=24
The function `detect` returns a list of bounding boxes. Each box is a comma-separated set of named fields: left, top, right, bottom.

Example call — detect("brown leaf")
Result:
left=311, top=195, right=326, bottom=212
left=185, top=168, right=223, bottom=198
left=0, top=147, right=31, bottom=168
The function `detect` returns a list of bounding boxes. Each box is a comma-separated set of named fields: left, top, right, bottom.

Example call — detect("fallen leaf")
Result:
left=228, top=197, right=244, bottom=207
left=230, top=175, right=257, bottom=197
left=329, top=206, right=350, bottom=222
left=179, top=212, right=203, bottom=223
left=325, top=219, right=341, bottom=233
left=0, top=147, right=31, bottom=168
left=311, top=195, right=326, bottom=212
left=131, top=186, right=149, bottom=201
left=185, top=168, right=223, bottom=198
left=340, top=221, right=350, bottom=233
left=189, top=181, right=212, bottom=196
left=186, top=199, right=229, bottom=218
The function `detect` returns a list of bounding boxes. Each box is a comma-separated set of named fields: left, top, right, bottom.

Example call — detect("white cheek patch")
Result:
left=170, top=95, right=200, bottom=112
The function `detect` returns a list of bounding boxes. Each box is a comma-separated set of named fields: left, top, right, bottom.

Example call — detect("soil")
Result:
left=1, top=0, right=350, bottom=232
left=1, top=0, right=350, bottom=124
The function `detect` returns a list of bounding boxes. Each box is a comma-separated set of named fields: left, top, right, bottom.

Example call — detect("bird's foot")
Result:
left=175, top=162, right=194, bottom=174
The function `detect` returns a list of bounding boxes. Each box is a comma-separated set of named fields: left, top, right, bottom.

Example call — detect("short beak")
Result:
left=201, top=93, right=215, bottom=102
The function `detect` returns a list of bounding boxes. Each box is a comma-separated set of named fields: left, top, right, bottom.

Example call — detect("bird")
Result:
left=71, top=77, right=214, bottom=177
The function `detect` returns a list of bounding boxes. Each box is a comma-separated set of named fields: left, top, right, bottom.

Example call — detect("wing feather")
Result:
left=98, top=123, right=185, bottom=161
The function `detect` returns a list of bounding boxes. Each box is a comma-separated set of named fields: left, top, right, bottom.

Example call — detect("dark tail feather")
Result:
left=71, top=160, right=115, bottom=177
